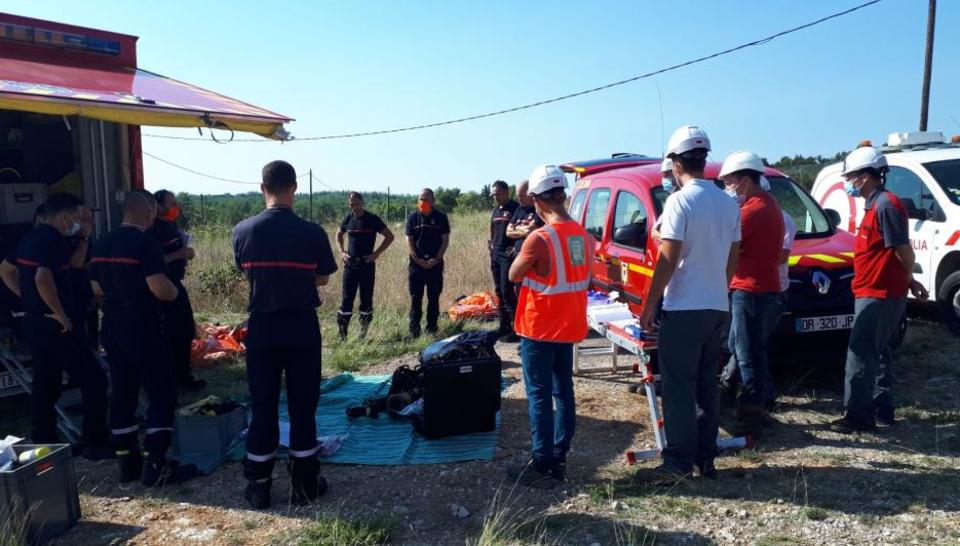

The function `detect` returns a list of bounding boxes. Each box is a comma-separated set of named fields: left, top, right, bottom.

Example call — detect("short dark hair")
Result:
left=44, top=192, right=82, bottom=217
left=122, top=189, right=157, bottom=215
left=861, top=166, right=888, bottom=184
left=671, top=149, right=708, bottom=173
left=533, top=187, right=566, bottom=204
left=348, top=191, right=364, bottom=201
left=419, top=188, right=435, bottom=200
left=730, top=169, right=761, bottom=184
left=492, top=180, right=509, bottom=192
left=154, top=189, right=174, bottom=206
left=34, top=204, right=48, bottom=222
left=262, top=160, right=297, bottom=193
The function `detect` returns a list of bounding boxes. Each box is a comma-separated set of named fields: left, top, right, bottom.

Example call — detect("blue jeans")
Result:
left=730, top=290, right=782, bottom=405
left=520, top=337, right=575, bottom=472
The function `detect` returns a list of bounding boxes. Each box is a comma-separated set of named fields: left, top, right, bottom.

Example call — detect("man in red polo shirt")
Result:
left=719, top=151, right=784, bottom=432
left=830, top=146, right=927, bottom=433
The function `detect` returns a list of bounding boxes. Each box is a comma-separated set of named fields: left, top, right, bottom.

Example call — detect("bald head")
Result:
left=516, top=179, right=533, bottom=207
left=121, top=189, right=158, bottom=228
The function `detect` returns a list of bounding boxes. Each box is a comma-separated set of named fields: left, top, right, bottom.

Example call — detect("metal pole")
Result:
left=309, top=169, right=314, bottom=222
left=919, top=0, right=936, bottom=131
left=200, top=194, right=205, bottom=225
left=99, top=121, right=112, bottom=230
left=386, top=186, right=391, bottom=222
left=88, top=123, right=103, bottom=237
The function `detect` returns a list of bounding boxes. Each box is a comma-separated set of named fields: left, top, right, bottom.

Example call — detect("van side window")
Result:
left=886, top=166, right=943, bottom=222
left=569, top=190, right=588, bottom=221
left=612, top=191, right=647, bottom=248
left=583, top=189, right=611, bottom=241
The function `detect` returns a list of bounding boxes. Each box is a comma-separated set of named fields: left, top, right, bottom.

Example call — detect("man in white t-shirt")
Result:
left=638, top=126, right=741, bottom=481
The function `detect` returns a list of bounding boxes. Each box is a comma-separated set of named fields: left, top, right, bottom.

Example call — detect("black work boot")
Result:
left=288, top=455, right=328, bottom=505
left=117, top=449, right=143, bottom=483
left=141, top=430, right=200, bottom=487
left=243, top=458, right=275, bottom=509
left=732, top=402, right=765, bottom=436
left=113, top=432, right=142, bottom=483
left=359, top=314, right=373, bottom=339
left=336, top=314, right=350, bottom=342
left=829, top=415, right=876, bottom=434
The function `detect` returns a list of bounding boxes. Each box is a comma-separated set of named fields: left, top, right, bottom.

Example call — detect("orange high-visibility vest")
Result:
left=515, top=220, right=591, bottom=343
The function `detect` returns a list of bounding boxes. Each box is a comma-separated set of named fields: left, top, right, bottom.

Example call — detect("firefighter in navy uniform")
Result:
left=488, top=180, right=519, bottom=340
left=91, top=190, right=199, bottom=486
left=0, top=194, right=109, bottom=458
left=232, top=161, right=338, bottom=509
left=149, top=189, right=205, bottom=391
left=335, top=192, right=394, bottom=341
left=405, top=188, right=450, bottom=338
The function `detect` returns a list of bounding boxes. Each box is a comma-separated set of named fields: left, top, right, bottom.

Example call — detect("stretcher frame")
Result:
left=573, top=314, right=753, bottom=463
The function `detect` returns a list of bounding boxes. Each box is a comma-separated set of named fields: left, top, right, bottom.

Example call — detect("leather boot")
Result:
left=243, top=458, right=275, bottom=509
left=359, top=314, right=373, bottom=339
left=336, top=313, right=350, bottom=342
left=288, top=455, right=328, bottom=505
left=113, top=431, right=142, bottom=483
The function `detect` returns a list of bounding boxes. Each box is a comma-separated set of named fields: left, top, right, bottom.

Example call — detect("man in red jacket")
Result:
left=830, top=146, right=927, bottom=433
left=719, top=151, right=784, bottom=433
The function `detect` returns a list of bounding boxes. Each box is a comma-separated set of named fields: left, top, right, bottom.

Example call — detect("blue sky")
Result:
left=13, top=0, right=960, bottom=196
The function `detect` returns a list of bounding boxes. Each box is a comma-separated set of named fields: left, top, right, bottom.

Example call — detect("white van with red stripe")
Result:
left=812, top=131, right=960, bottom=332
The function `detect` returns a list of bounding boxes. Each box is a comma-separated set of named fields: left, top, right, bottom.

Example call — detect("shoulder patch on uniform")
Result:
left=568, top=236, right=586, bottom=266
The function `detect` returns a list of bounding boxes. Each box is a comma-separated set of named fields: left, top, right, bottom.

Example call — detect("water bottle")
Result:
left=17, top=446, right=51, bottom=465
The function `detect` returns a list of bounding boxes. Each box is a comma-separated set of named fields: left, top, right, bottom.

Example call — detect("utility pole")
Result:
left=919, top=0, right=936, bottom=131
left=386, top=186, right=391, bottom=222
left=200, top=194, right=205, bottom=225
left=309, top=169, right=314, bottom=223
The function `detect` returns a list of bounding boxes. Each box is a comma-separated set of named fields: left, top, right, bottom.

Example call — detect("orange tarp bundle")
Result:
left=190, top=324, right=247, bottom=367
left=448, top=291, right=500, bottom=321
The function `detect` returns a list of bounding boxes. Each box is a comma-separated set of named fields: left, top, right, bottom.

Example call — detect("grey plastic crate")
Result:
left=173, top=405, right=247, bottom=474
left=0, top=443, right=80, bottom=545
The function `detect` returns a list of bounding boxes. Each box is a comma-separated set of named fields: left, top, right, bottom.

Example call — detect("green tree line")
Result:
left=176, top=184, right=498, bottom=229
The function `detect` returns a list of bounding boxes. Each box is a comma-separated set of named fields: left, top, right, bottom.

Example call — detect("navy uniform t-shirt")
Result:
left=490, top=200, right=519, bottom=253
left=15, top=224, right=72, bottom=317
left=90, top=225, right=167, bottom=318
left=148, top=218, right=187, bottom=282
left=405, top=210, right=451, bottom=260
left=339, top=211, right=387, bottom=259
left=65, top=236, right=93, bottom=323
left=232, top=207, right=338, bottom=314
left=508, top=204, right=544, bottom=253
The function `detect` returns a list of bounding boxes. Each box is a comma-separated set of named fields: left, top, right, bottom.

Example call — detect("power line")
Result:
left=143, top=150, right=315, bottom=186
left=142, top=0, right=883, bottom=144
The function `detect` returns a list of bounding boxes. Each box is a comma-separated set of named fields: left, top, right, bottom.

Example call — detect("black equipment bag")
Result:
left=415, top=331, right=502, bottom=439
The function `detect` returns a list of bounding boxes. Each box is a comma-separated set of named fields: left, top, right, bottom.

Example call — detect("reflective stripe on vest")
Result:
left=521, top=224, right=591, bottom=295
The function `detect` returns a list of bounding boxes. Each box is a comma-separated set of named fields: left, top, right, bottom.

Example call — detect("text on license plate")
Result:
left=796, top=314, right=854, bottom=333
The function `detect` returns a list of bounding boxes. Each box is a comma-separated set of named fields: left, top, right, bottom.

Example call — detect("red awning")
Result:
left=0, top=54, right=292, bottom=139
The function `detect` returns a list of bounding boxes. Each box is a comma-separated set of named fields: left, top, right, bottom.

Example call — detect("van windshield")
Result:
left=923, top=159, right=960, bottom=205
left=650, top=177, right=831, bottom=238
left=767, top=176, right=832, bottom=238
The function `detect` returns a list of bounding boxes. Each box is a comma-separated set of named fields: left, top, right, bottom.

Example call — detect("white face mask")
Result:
left=725, top=188, right=745, bottom=206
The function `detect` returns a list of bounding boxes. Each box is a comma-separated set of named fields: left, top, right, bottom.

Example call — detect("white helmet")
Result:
left=527, top=164, right=568, bottom=195
left=660, top=158, right=673, bottom=173
left=841, top=146, right=888, bottom=176
left=666, top=125, right=711, bottom=156
left=719, top=150, right=765, bottom=178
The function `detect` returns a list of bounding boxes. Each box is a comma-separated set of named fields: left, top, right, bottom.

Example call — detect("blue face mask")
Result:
left=662, top=178, right=676, bottom=194
left=843, top=179, right=861, bottom=198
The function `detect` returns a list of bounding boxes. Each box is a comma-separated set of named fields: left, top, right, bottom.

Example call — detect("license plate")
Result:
left=795, top=314, right=854, bottom=333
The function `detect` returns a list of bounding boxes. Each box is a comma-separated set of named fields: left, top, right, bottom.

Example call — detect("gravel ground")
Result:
left=47, top=320, right=960, bottom=546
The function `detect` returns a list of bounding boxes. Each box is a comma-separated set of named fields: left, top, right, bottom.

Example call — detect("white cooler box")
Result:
left=0, top=183, right=48, bottom=224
